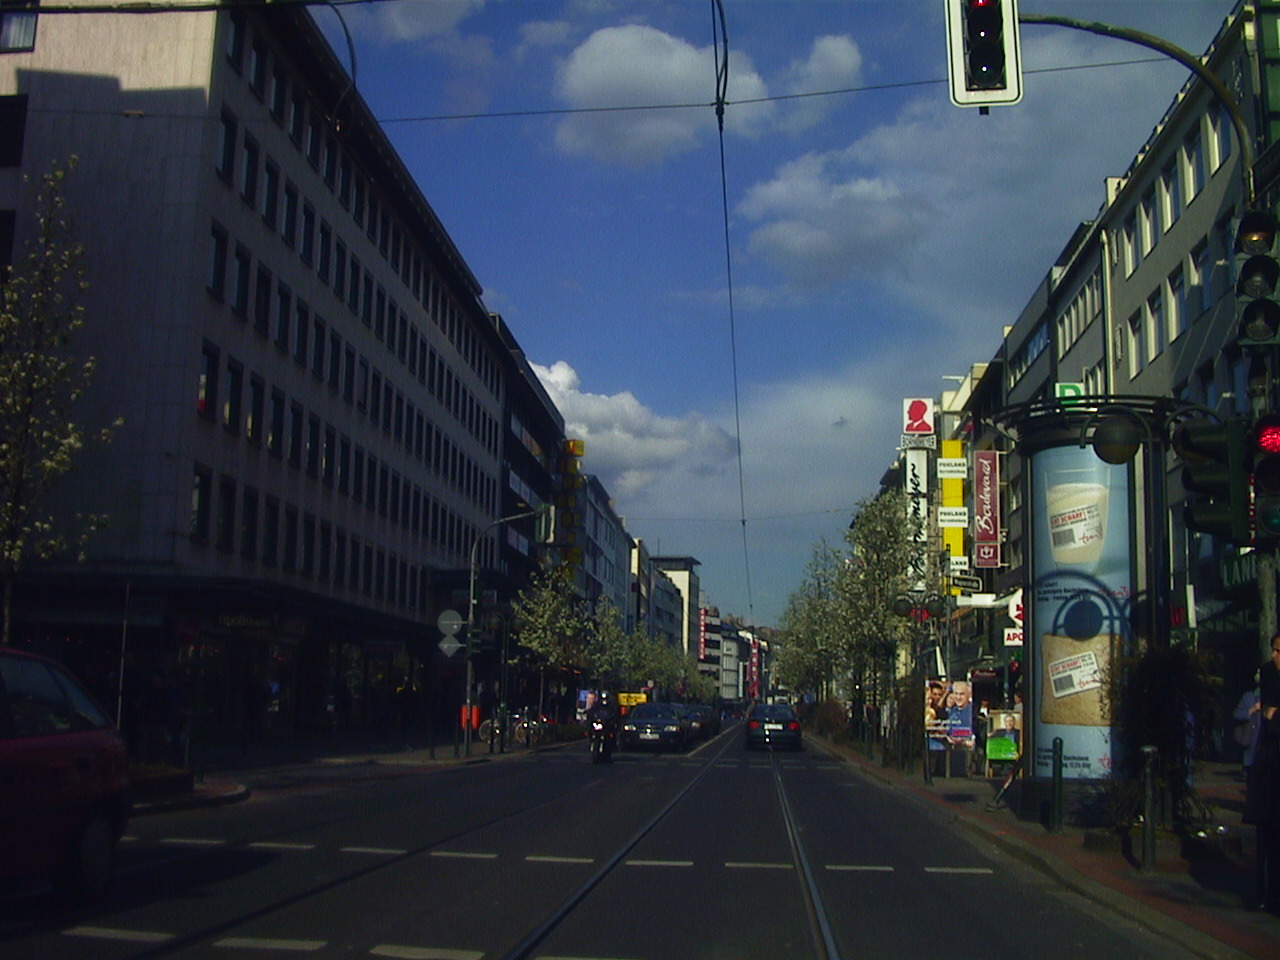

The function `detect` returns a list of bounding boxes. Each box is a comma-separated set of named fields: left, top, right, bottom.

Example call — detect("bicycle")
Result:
left=477, top=708, right=546, bottom=747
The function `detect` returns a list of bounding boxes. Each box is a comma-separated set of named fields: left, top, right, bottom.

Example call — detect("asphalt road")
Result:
left=0, top=727, right=1207, bottom=960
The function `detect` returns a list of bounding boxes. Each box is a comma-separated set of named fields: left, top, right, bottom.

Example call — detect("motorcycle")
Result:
left=588, top=717, right=616, bottom=764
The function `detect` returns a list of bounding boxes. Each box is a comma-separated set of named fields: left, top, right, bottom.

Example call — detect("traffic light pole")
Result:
left=1019, top=14, right=1256, bottom=205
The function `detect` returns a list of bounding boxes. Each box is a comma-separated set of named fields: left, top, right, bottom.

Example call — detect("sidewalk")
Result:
left=130, top=729, right=1280, bottom=960
left=818, top=736, right=1280, bottom=960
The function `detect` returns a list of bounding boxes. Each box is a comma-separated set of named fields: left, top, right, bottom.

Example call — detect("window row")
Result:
left=191, top=466, right=489, bottom=611
left=207, top=221, right=500, bottom=460
left=197, top=341, right=498, bottom=524
left=1122, top=240, right=1213, bottom=380
left=1120, top=107, right=1230, bottom=278
left=219, top=11, right=501, bottom=400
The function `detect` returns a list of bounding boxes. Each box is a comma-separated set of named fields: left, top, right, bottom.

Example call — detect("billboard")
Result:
left=1029, top=444, right=1131, bottom=780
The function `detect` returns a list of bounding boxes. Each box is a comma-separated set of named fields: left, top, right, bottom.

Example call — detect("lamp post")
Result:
left=464, top=507, right=539, bottom=756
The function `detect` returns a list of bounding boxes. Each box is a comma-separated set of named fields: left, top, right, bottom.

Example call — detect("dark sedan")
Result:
left=744, top=702, right=803, bottom=751
left=620, top=702, right=690, bottom=751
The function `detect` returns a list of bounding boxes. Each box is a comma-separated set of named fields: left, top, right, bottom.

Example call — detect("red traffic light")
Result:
left=1256, top=414, right=1280, bottom=456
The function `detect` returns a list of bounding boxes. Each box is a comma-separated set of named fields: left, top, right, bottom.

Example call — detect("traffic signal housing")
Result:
left=1254, top=414, right=1280, bottom=543
left=945, top=0, right=1023, bottom=108
left=1175, top=417, right=1251, bottom=543
left=1235, top=210, right=1280, bottom=348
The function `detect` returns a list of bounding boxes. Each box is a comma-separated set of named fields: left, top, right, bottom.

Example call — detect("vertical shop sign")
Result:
left=974, top=450, right=1000, bottom=568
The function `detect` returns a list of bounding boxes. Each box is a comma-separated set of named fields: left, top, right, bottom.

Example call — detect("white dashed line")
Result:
left=624, top=859, right=694, bottom=867
left=250, top=842, right=317, bottom=851
left=341, top=846, right=408, bottom=855
left=526, top=855, right=594, bottom=864
left=214, top=937, right=325, bottom=950
left=429, top=850, right=499, bottom=860
left=725, top=861, right=793, bottom=869
left=64, top=926, right=175, bottom=943
left=825, top=864, right=895, bottom=872
left=371, top=947, right=484, bottom=960
left=924, top=866, right=994, bottom=875
left=160, top=837, right=227, bottom=846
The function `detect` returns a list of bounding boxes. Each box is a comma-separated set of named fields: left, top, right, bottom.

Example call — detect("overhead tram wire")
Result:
left=710, top=0, right=756, bottom=629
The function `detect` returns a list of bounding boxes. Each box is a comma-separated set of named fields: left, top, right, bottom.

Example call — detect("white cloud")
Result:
left=532, top=361, right=738, bottom=501
left=779, top=35, right=863, bottom=132
left=344, top=0, right=486, bottom=43
left=553, top=24, right=771, bottom=167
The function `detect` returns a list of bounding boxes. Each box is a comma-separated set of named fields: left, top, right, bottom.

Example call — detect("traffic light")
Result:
left=1254, top=414, right=1280, bottom=542
left=1235, top=210, right=1280, bottom=348
left=1174, top=417, right=1251, bottom=543
left=945, top=0, right=1022, bottom=108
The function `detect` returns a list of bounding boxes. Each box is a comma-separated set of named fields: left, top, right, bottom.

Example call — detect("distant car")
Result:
left=687, top=704, right=720, bottom=739
left=620, top=702, right=691, bottom=751
left=744, top=702, right=803, bottom=751
left=0, top=648, right=131, bottom=901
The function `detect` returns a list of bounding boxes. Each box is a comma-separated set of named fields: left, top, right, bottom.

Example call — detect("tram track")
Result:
left=20, top=731, right=848, bottom=960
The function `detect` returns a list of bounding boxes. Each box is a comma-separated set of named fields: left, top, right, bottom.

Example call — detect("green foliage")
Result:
left=511, top=568, right=714, bottom=700
left=0, top=159, right=115, bottom=644
left=775, top=489, right=921, bottom=704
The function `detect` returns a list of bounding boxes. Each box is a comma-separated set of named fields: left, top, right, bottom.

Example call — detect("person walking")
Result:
left=1247, top=635, right=1280, bottom=912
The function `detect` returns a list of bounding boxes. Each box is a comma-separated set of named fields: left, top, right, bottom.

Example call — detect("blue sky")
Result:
left=317, top=1, right=1235, bottom=628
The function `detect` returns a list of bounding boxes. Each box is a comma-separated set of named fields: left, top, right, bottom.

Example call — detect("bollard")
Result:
left=1050, top=737, right=1064, bottom=833
left=1141, top=744, right=1158, bottom=872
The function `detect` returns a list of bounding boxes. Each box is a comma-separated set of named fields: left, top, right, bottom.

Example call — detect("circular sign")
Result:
left=437, top=609, right=464, bottom=636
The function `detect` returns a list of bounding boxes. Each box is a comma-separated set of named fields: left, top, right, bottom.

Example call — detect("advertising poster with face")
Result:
left=924, top=679, right=975, bottom=750
left=1030, top=444, right=1131, bottom=780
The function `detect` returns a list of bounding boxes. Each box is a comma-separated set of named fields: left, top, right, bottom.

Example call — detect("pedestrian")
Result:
left=1246, top=634, right=1280, bottom=912
left=1234, top=670, right=1262, bottom=771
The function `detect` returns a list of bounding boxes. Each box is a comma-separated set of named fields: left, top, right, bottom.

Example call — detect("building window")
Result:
left=224, top=10, right=245, bottom=71
left=262, top=159, right=280, bottom=230
left=282, top=183, right=298, bottom=248
left=300, top=203, right=315, bottom=265
left=0, top=95, right=28, bottom=167
left=207, top=222, right=228, bottom=300
left=283, top=507, right=299, bottom=572
left=1212, top=103, right=1233, bottom=171
left=1169, top=267, right=1187, bottom=341
left=231, top=244, right=251, bottom=317
left=1, top=4, right=36, bottom=50
left=218, top=109, right=238, bottom=183
left=247, top=374, right=265, bottom=444
left=223, top=357, right=243, bottom=433
left=1184, top=130, right=1205, bottom=201
left=306, top=414, right=321, bottom=476
left=288, top=401, right=304, bottom=467
left=1161, top=160, right=1181, bottom=230
left=249, top=36, right=268, bottom=99
left=312, top=316, right=326, bottom=378
left=268, top=387, right=285, bottom=457
left=198, top=342, right=219, bottom=419
left=253, top=264, right=272, bottom=336
left=262, top=497, right=279, bottom=566
left=216, top=475, right=236, bottom=552
left=1190, top=240, right=1210, bottom=318
left=191, top=465, right=212, bottom=541
left=294, top=300, right=310, bottom=365
left=1146, top=289, right=1165, bottom=360
left=241, top=487, right=259, bottom=561
left=241, top=135, right=259, bottom=206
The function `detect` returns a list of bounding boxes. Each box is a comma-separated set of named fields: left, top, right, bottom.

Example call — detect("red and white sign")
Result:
left=973, top=450, right=1001, bottom=568
left=903, top=398, right=935, bottom=435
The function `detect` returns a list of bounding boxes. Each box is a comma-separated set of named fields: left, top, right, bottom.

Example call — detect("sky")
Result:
left=316, top=0, right=1237, bottom=629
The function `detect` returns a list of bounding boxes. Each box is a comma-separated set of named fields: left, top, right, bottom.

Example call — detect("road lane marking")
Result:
left=725, top=861, right=793, bottom=869
left=64, top=926, right=174, bottom=943
left=624, top=859, right=693, bottom=867
left=160, top=837, right=227, bottom=846
left=429, top=850, right=498, bottom=860
left=341, top=846, right=409, bottom=855
left=371, top=948, right=483, bottom=960
left=924, top=866, right=994, bottom=874
left=214, top=937, right=325, bottom=950
left=250, top=842, right=317, bottom=850
left=526, top=855, right=594, bottom=864
left=825, top=864, right=894, bottom=872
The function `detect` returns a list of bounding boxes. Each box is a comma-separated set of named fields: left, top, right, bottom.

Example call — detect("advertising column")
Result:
left=1029, top=444, right=1131, bottom=780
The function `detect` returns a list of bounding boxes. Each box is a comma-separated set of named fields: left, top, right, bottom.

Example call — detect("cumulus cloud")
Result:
left=343, top=0, right=486, bottom=43
left=532, top=360, right=738, bottom=501
left=778, top=35, right=863, bottom=132
left=553, top=24, right=771, bottom=167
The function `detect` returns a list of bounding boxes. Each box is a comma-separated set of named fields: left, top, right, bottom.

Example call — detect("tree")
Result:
left=511, top=565, right=589, bottom=674
left=0, top=160, right=114, bottom=645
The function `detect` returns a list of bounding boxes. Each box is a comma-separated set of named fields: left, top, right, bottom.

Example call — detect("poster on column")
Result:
left=1029, top=444, right=1131, bottom=780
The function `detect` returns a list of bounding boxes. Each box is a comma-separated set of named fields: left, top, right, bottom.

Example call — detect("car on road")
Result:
left=687, top=704, right=720, bottom=740
left=0, top=648, right=131, bottom=901
left=620, top=702, right=691, bottom=751
left=744, top=702, right=803, bottom=751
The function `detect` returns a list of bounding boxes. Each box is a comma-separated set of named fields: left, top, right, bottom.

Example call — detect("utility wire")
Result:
left=711, top=0, right=755, bottom=630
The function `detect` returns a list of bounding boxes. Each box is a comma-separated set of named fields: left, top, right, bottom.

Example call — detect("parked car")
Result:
left=620, top=702, right=691, bottom=751
left=687, top=704, right=720, bottom=739
left=744, top=702, right=803, bottom=751
left=0, top=648, right=131, bottom=901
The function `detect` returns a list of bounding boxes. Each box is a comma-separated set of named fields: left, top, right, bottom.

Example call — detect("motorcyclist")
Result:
left=586, top=690, right=618, bottom=760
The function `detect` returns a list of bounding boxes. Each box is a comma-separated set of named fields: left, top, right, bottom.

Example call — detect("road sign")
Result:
left=950, top=574, right=983, bottom=592
left=438, top=637, right=463, bottom=657
left=437, top=609, right=464, bottom=636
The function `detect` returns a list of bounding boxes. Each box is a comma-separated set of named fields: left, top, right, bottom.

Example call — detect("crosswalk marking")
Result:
left=64, top=926, right=174, bottom=943
left=214, top=937, right=325, bottom=950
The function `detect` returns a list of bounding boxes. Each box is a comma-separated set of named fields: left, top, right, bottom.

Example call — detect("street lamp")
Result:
left=464, top=506, right=539, bottom=756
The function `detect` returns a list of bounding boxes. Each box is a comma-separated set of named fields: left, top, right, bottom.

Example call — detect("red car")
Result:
left=0, top=648, right=131, bottom=901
